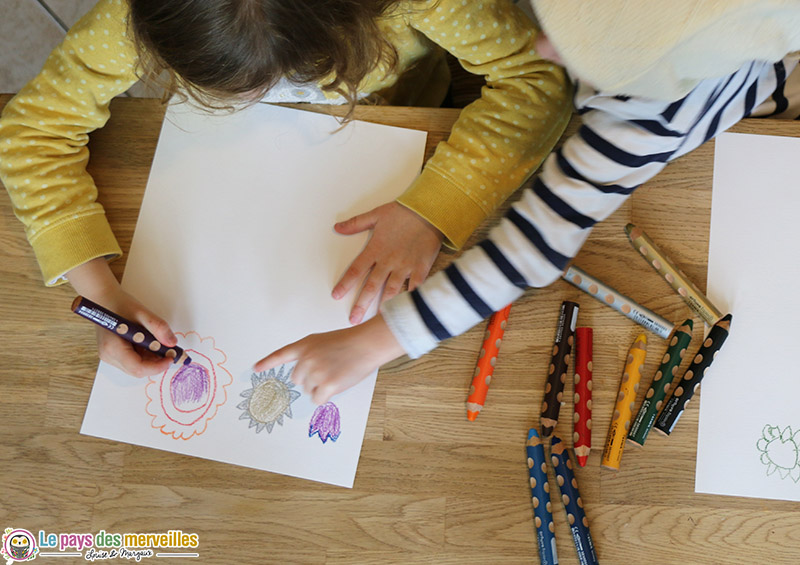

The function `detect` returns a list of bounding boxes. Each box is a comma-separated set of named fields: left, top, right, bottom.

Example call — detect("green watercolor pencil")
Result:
left=628, top=319, right=693, bottom=447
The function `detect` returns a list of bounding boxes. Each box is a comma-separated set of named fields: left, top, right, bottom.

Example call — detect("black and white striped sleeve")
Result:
left=381, top=60, right=785, bottom=358
left=381, top=104, right=688, bottom=357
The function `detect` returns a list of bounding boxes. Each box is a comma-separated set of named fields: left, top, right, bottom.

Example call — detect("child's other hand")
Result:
left=254, top=315, right=405, bottom=405
left=67, top=258, right=178, bottom=378
left=332, top=201, right=443, bottom=325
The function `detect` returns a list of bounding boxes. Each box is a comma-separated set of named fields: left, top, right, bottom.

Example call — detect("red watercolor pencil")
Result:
left=573, top=327, right=593, bottom=467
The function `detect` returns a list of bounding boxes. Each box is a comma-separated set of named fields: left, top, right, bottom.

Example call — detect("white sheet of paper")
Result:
left=696, top=132, right=800, bottom=501
left=80, top=102, right=427, bottom=487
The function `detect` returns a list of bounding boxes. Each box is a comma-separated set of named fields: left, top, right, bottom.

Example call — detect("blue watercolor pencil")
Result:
left=550, top=436, right=599, bottom=565
left=526, top=429, right=559, bottom=565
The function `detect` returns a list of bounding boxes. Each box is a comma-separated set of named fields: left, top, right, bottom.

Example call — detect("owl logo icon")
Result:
left=1, top=528, right=38, bottom=563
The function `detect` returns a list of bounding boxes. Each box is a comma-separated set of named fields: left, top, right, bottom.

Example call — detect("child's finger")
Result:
left=311, top=381, right=338, bottom=406
left=136, top=354, right=174, bottom=377
left=349, top=267, right=388, bottom=324
left=253, top=345, right=298, bottom=374
left=334, top=208, right=378, bottom=235
left=101, top=334, right=171, bottom=378
left=135, top=309, right=178, bottom=347
left=380, top=270, right=409, bottom=305
left=332, top=252, right=374, bottom=300
left=105, top=342, right=147, bottom=378
left=290, top=364, right=307, bottom=389
left=409, top=269, right=427, bottom=292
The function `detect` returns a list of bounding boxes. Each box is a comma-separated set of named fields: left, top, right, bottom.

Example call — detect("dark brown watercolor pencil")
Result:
left=540, top=300, right=579, bottom=438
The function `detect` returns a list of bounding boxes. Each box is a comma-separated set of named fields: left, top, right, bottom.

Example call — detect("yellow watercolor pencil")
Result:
left=601, top=334, right=647, bottom=471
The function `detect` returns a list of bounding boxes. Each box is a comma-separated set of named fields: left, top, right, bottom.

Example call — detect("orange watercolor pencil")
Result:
left=466, top=304, right=512, bottom=421
left=601, top=334, right=647, bottom=471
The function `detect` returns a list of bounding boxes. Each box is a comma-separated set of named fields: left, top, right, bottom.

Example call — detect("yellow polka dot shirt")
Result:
left=0, top=0, right=570, bottom=285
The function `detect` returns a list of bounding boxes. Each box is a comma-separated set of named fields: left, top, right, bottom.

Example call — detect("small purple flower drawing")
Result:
left=309, top=402, right=341, bottom=444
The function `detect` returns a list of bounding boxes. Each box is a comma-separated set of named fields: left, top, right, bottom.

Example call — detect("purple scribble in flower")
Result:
left=309, top=402, right=341, bottom=443
left=170, top=362, right=210, bottom=410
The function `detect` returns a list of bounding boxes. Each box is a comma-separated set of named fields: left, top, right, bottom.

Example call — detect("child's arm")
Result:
left=381, top=104, right=686, bottom=357
left=0, top=0, right=138, bottom=286
left=331, top=0, right=572, bottom=323
left=0, top=1, right=169, bottom=377
left=258, top=88, right=694, bottom=400
left=399, top=0, right=573, bottom=250
left=254, top=314, right=405, bottom=405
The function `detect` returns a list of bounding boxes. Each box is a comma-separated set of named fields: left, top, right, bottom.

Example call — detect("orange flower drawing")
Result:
left=145, top=332, right=233, bottom=440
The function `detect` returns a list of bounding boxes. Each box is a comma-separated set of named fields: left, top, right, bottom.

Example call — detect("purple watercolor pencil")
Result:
left=71, top=296, right=191, bottom=365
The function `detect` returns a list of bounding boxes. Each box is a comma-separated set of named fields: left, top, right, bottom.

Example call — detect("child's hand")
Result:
left=254, top=315, right=406, bottom=405
left=67, top=258, right=178, bottom=378
left=93, top=295, right=178, bottom=378
left=332, top=202, right=443, bottom=325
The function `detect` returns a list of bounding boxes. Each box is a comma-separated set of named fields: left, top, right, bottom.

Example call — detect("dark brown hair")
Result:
left=128, top=0, right=402, bottom=112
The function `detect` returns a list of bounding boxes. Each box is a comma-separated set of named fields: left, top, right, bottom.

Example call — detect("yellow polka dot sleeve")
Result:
left=0, top=0, right=139, bottom=285
left=399, top=0, right=572, bottom=249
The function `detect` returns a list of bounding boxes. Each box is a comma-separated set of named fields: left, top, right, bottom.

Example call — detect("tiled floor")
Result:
left=0, top=0, right=151, bottom=96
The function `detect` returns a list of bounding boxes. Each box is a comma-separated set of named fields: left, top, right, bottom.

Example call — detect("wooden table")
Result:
left=2, top=94, right=799, bottom=564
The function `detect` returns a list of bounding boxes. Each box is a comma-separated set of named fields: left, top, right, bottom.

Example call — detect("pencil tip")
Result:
left=713, top=313, right=733, bottom=331
left=577, top=455, right=588, bottom=467
left=466, top=411, right=478, bottom=421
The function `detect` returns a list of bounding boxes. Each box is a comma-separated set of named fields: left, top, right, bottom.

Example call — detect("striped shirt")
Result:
left=382, top=56, right=799, bottom=358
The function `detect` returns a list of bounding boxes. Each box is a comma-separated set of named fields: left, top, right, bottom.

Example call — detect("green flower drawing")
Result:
left=756, top=425, right=800, bottom=482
